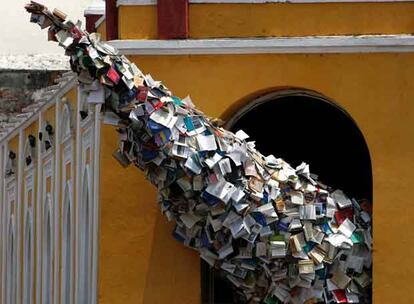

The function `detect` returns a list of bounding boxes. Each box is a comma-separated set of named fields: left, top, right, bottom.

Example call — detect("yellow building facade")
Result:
left=2, top=1, right=414, bottom=304
left=99, top=1, right=414, bottom=303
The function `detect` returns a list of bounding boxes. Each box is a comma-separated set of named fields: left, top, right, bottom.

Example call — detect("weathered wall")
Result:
left=0, top=70, right=64, bottom=113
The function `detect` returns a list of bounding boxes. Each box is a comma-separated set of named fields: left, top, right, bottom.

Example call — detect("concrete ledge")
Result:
left=0, top=54, right=70, bottom=71
left=108, top=35, right=414, bottom=55
left=85, top=0, right=105, bottom=15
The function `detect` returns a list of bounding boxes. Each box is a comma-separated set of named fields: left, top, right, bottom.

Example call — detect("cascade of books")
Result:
left=25, top=2, right=372, bottom=303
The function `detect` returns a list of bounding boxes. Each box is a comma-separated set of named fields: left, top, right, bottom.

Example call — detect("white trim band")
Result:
left=117, top=0, right=154, bottom=5
left=117, top=0, right=414, bottom=5
left=95, top=15, right=106, bottom=29
left=84, top=7, right=105, bottom=15
left=108, top=35, right=414, bottom=55
left=84, top=0, right=105, bottom=15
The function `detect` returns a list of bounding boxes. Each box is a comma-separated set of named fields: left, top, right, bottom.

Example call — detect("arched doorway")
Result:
left=201, top=89, right=372, bottom=303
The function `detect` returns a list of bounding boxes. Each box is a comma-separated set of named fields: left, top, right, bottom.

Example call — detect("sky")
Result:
left=0, top=0, right=95, bottom=55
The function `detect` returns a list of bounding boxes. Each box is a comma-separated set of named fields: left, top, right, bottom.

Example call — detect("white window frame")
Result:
left=36, top=115, right=44, bottom=304
left=80, top=108, right=93, bottom=301
left=42, top=193, right=53, bottom=304
left=6, top=214, right=16, bottom=304
left=23, top=165, right=35, bottom=304
left=77, top=165, right=93, bottom=304
left=4, top=175, right=17, bottom=304
left=61, top=181, right=73, bottom=304
left=41, top=152, right=54, bottom=304
left=60, top=99, right=75, bottom=304
left=61, top=103, right=73, bottom=144
left=23, top=208, right=34, bottom=304
left=75, top=87, right=99, bottom=304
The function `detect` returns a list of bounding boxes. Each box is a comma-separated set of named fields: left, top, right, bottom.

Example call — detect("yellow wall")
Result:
left=99, top=124, right=200, bottom=304
left=118, top=3, right=414, bottom=40
left=99, top=52, right=414, bottom=304
left=97, top=3, right=414, bottom=304
left=8, top=135, right=19, bottom=156
left=118, top=6, right=158, bottom=40
left=43, top=106, right=56, bottom=133
left=96, top=20, right=107, bottom=41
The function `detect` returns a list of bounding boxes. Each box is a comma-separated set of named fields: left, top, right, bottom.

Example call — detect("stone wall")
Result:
left=0, top=69, right=65, bottom=114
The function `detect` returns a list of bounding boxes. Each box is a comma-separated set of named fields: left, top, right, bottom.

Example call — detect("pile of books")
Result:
left=26, top=2, right=372, bottom=302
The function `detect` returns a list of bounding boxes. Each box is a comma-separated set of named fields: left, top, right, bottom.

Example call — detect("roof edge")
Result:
left=0, top=72, right=77, bottom=144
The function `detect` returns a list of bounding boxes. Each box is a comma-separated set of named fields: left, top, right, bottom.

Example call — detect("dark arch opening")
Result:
left=201, top=90, right=372, bottom=304
left=228, top=90, right=372, bottom=201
